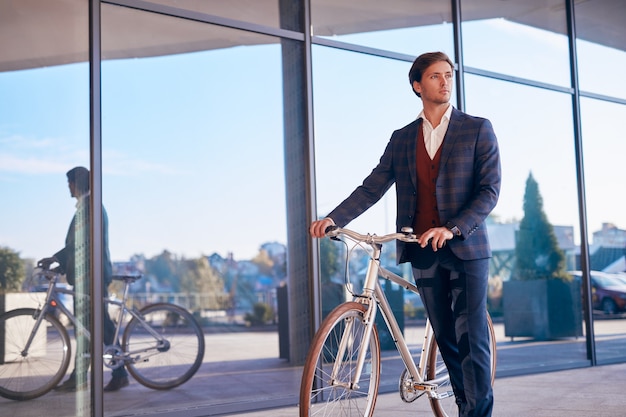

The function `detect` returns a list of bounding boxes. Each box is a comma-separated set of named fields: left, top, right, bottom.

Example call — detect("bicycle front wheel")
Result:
left=427, top=313, right=497, bottom=417
left=122, top=303, right=205, bottom=390
left=300, top=302, right=381, bottom=417
left=0, top=308, right=71, bottom=401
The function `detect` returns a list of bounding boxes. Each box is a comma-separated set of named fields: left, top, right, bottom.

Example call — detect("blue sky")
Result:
left=0, top=45, right=286, bottom=261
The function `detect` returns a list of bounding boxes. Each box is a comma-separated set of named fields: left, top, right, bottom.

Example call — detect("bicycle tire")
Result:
left=427, top=313, right=497, bottom=417
left=0, top=308, right=71, bottom=401
left=122, top=303, right=204, bottom=390
left=299, top=302, right=381, bottom=417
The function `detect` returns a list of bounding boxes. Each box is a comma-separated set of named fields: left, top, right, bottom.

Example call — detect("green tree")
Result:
left=145, top=251, right=228, bottom=312
left=0, top=246, right=25, bottom=293
left=251, top=249, right=274, bottom=277
left=244, top=302, right=274, bottom=326
left=178, top=257, right=227, bottom=311
left=513, top=173, right=569, bottom=281
left=145, top=250, right=179, bottom=290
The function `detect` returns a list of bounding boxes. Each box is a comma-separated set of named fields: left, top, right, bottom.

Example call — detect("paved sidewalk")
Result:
left=235, top=362, right=626, bottom=416
left=2, top=324, right=625, bottom=417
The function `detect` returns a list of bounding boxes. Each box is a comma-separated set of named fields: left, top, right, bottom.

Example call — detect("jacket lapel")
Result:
left=440, top=108, right=463, bottom=166
left=406, top=119, right=420, bottom=190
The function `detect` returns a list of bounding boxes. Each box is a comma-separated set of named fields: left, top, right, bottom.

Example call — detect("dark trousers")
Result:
left=411, top=246, right=493, bottom=417
left=72, top=287, right=128, bottom=382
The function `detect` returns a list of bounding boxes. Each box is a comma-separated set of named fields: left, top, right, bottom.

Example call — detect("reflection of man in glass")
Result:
left=38, top=166, right=129, bottom=392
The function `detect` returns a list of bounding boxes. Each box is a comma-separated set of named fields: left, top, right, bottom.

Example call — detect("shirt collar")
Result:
left=417, top=104, right=453, bottom=126
left=76, top=192, right=90, bottom=208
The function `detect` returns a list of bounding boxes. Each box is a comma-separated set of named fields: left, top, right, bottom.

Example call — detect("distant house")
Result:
left=593, top=223, right=626, bottom=247
left=575, top=223, right=626, bottom=273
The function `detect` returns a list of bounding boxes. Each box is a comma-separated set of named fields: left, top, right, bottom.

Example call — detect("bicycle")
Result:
left=0, top=264, right=205, bottom=401
left=299, top=227, right=496, bottom=417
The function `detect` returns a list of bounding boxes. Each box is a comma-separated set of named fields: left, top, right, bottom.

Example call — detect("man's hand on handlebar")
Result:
left=309, top=218, right=335, bottom=238
left=37, top=256, right=58, bottom=269
left=417, top=226, right=454, bottom=251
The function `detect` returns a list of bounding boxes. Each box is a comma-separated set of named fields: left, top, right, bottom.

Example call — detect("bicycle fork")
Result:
left=329, top=252, right=384, bottom=391
left=330, top=299, right=378, bottom=390
left=17, top=307, right=50, bottom=358
left=21, top=283, right=64, bottom=358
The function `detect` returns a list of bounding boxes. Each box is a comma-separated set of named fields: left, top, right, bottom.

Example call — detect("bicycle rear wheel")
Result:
left=122, top=303, right=204, bottom=390
left=0, top=308, right=71, bottom=400
left=300, top=302, right=381, bottom=417
left=427, top=313, right=497, bottom=417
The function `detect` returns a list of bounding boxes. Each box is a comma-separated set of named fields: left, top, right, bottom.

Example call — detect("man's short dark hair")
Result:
left=408, top=52, right=455, bottom=97
left=66, top=166, right=90, bottom=194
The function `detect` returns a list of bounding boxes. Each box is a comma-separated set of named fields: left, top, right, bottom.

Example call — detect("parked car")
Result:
left=569, top=271, right=626, bottom=314
left=614, top=273, right=626, bottom=286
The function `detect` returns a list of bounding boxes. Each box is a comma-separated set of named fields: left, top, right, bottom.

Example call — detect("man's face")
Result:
left=68, top=180, right=78, bottom=198
left=412, top=61, right=453, bottom=105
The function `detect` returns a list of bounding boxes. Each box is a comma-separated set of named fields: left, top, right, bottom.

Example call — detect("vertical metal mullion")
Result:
left=280, top=0, right=316, bottom=365
left=89, top=0, right=105, bottom=414
left=565, top=0, right=595, bottom=365
left=303, top=0, right=321, bottom=349
left=451, top=0, right=465, bottom=112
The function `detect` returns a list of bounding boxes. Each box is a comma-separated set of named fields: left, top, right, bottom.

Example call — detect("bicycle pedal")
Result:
left=431, top=389, right=456, bottom=400
left=413, top=382, right=437, bottom=392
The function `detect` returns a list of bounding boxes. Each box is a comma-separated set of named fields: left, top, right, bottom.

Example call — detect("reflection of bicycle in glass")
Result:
left=300, top=227, right=496, bottom=417
left=0, top=265, right=205, bottom=401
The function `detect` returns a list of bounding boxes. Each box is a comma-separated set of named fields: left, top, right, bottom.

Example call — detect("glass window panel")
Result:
left=465, top=74, right=588, bottom=372
left=101, top=1, right=283, bottom=62
left=101, top=4, right=291, bottom=414
left=311, top=0, right=453, bottom=56
left=575, top=0, right=626, bottom=98
left=576, top=39, right=626, bottom=98
left=580, top=97, right=626, bottom=364
left=466, top=76, right=579, bottom=234
left=580, top=99, right=626, bottom=252
left=0, top=7, right=92, bottom=417
left=462, top=0, right=570, bottom=87
left=143, top=0, right=284, bottom=29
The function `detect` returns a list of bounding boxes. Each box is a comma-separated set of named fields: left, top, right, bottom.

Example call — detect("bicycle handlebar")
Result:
left=325, top=226, right=420, bottom=245
left=34, top=264, right=64, bottom=281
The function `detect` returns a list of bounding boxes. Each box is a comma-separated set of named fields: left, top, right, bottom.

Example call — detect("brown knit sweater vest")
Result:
left=413, top=125, right=442, bottom=235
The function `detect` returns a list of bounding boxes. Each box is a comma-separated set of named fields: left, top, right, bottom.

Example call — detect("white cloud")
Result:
left=0, top=133, right=182, bottom=177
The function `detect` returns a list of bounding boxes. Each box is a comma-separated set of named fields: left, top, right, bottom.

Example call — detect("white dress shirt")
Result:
left=417, top=104, right=453, bottom=160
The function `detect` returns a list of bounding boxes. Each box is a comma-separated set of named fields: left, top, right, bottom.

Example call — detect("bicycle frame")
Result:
left=348, top=242, right=437, bottom=393
left=47, top=284, right=90, bottom=337
left=28, top=272, right=168, bottom=367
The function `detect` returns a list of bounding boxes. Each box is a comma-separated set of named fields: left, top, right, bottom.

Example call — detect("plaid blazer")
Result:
left=327, top=107, right=501, bottom=263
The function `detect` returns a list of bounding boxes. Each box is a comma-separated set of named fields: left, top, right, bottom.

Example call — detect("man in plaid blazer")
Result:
left=310, top=51, right=501, bottom=417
